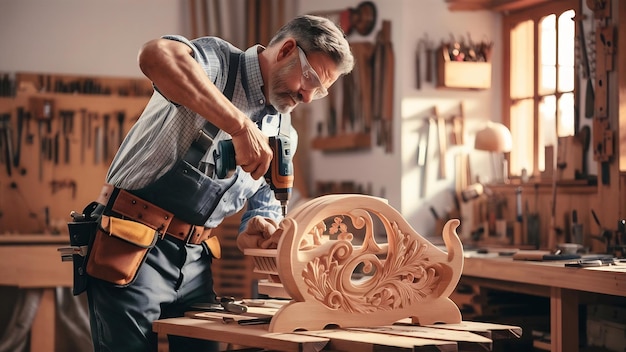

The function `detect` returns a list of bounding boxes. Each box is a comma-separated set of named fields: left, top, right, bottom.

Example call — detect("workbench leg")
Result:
left=551, top=287, right=579, bottom=352
left=157, top=333, right=170, bottom=352
left=30, top=288, right=55, bottom=352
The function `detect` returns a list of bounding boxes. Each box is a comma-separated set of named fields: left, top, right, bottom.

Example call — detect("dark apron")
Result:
left=130, top=52, right=241, bottom=226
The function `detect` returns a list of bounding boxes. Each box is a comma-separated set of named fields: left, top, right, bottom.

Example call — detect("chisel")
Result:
left=80, top=109, right=87, bottom=163
left=53, top=132, right=60, bottom=165
left=578, top=20, right=594, bottom=119
left=14, top=107, right=24, bottom=167
left=0, top=113, right=13, bottom=176
left=103, top=114, right=109, bottom=161
left=38, top=121, right=45, bottom=181
left=116, top=111, right=125, bottom=147
left=435, top=108, right=446, bottom=179
left=25, top=111, right=33, bottom=144
left=94, top=126, right=102, bottom=164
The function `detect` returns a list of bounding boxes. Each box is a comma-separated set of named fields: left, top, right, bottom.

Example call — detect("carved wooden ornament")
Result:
left=245, top=194, right=463, bottom=333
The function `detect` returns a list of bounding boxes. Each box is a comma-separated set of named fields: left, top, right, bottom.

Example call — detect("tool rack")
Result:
left=0, top=71, right=258, bottom=302
left=0, top=72, right=152, bottom=235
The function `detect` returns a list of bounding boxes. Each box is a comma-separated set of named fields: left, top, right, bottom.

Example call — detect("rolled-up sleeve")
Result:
left=239, top=182, right=282, bottom=234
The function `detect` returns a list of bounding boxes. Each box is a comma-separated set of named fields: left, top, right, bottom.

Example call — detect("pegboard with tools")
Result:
left=0, top=72, right=152, bottom=235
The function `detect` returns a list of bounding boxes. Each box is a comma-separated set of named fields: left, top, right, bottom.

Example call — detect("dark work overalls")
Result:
left=86, top=52, right=242, bottom=352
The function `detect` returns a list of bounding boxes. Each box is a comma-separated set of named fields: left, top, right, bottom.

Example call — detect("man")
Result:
left=85, top=14, right=354, bottom=352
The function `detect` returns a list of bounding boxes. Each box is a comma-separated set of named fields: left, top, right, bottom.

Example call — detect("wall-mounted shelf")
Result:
left=311, top=133, right=371, bottom=152
left=436, top=43, right=492, bottom=90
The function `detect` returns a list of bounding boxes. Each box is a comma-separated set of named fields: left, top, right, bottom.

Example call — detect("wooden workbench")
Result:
left=461, top=252, right=626, bottom=352
left=0, top=235, right=72, bottom=352
left=153, top=305, right=522, bottom=352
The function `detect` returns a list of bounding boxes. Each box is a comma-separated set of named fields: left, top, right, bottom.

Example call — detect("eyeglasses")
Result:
left=297, top=46, right=328, bottom=100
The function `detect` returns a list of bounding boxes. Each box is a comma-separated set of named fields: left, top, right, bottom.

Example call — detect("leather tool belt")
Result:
left=96, top=184, right=214, bottom=246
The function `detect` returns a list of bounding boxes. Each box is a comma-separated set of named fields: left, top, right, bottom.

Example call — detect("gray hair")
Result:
left=269, top=15, right=354, bottom=75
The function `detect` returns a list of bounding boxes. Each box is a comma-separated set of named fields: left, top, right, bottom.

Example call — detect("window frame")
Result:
left=501, top=0, right=581, bottom=178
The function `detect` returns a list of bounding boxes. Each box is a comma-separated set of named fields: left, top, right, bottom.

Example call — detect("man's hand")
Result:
left=230, top=119, right=273, bottom=180
left=237, top=216, right=282, bottom=251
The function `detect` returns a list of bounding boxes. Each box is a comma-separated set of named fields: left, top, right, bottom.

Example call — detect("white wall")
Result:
left=0, top=0, right=188, bottom=77
left=0, top=0, right=500, bottom=240
left=398, top=0, right=501, bottom=239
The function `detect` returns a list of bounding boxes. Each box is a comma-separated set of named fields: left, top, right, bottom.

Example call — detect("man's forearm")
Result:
left=138, top=38, right=247, bottom=136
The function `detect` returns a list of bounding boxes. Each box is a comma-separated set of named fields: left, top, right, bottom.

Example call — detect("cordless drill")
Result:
left=214, top=116, right=294, bottom=216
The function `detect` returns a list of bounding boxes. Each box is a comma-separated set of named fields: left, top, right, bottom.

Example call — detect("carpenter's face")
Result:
left=269, top=53, right=300, bottom=114
left=269, top=46, right=339, bottom=114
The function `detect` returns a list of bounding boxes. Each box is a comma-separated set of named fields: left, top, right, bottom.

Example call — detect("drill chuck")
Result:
left=274, top=189, right=291, bottom=217
left=267, top=135, right=294, bottom=216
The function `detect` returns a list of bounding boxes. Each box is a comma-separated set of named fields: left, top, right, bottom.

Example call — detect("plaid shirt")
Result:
left=106, top=35, right=292, bottom=231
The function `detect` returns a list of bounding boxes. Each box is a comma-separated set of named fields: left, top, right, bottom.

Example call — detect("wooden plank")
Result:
left=245, top=0, right=256, bottom=48
left=160, top=304, right=520, bottom=352
left=551, top=287, right=579, bottom=352
left=296, top=329, right=457, bottom=352
left=436, top=107, right=447, bottom=178
left=257, top=280, right=289, bottom=299
left=463, top=256, right=626, bottom=297
left=30, top=288, right=55, bottom=352
left=0, top=245, right=72, bottom=287
left=186, top=306, right=278, bottom=322
left=258, top=0, right=271, bottom=45
left=352, top=325, right=492, bottom=352
left=380, top=21, right=394, bottom=125
left=421, top=321, right=523, bottom=341
left=620, top=0, right=626, bottom=173
left=157, top=331, right=169, bottom=352
left=350, top=42, right=374, bottom=132
left=459, top=275, right=551, bottom=298
left=0, top=235, right=69, bottom=244
left=153, top=317, right=329, bottom=352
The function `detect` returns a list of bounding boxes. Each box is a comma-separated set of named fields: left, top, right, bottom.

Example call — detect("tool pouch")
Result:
left=66, top=202, right=100, bottom=295
left=86, top=215, right=157, bottom=286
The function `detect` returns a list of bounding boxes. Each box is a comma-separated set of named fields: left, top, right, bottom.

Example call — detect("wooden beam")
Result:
left=550, top=287, right=579, bottom=352
left=188, top=0, right=197, bottom=39
left=619, top=0, right=626, bottom=174
left=31, top=289, right=56, bottom=352
left=445, top=0, right=552, bottom=12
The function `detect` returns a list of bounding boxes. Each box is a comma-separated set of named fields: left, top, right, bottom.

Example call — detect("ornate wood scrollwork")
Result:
left=245, top=194, right=464, bottom=333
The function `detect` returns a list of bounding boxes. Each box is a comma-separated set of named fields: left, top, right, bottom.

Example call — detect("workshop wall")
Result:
left=299, top=0, right=501, bottom=240
left=0, top=74, right=152, bottom=233
left=0, top=0, right=500, bottom=240
left=0, top=0, right=185, bottom=78
left=0, top=0, right=185, bottom=234
left=399, top=0, right=501, bottom=240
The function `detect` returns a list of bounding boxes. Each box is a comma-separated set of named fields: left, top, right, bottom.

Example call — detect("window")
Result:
left=503, top=1, right=579, bottom=177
